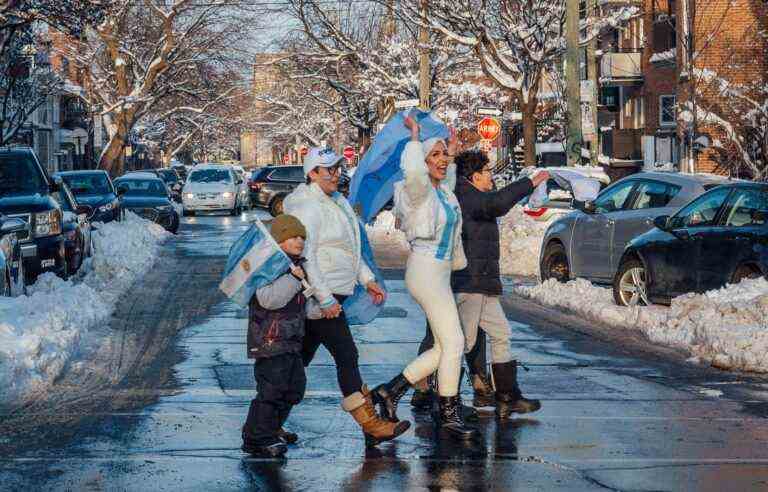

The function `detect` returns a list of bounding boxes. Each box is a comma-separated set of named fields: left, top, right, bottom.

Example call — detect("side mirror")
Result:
left=654, top=215, right=671, bottom=231
left=76, top=204, right=93, bottom=217
left=49, top=176, right=63, bottom=193
left=572, top=200, right=596, bottom=214
left=0, top=217, right=26, bottom=234
left=116, top=184, right=128, bottom=197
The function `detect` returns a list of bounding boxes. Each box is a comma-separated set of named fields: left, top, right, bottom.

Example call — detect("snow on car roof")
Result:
left=116, top=172, right=162, bottom=181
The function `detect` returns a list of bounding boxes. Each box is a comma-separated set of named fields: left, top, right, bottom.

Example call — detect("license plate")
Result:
left=41, top=259, right=55, bottom=268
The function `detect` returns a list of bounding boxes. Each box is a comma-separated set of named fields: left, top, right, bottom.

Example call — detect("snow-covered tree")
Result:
left=396, top=0, right=637, bottom=165
left=59, top=0, right=257, bottom=176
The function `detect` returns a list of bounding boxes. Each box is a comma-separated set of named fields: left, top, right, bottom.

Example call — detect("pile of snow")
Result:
left=366, top=210, right=409, bottom=250
left=0, top=213, right=170, bottom=404
left=515, top=278, right=768, bottom=372
left=499, top=206, right=554, bottom=277
left=650, top=49, right=676, bottom=64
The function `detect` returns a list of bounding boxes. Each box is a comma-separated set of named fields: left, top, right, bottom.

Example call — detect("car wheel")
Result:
left=270, top=195, right=285, bottom=217
left=183, top=209, right=195, bottom=217
left=229, top=206, right=238, bottom=216
left=731, top=264, right=761, bottom=284
left=613, top=258, right=650, bottom=307
left=540, top=242, right=570, bottom=283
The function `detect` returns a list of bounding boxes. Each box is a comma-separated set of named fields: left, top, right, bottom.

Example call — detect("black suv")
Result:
left=251, top=165, right=350, bottom=216
left=0, top=147, right=86, bottom=283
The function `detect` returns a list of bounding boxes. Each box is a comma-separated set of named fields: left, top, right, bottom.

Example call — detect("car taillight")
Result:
left=250, top=182, right=263, bottom=190
left=523, top=207, right=548, bottom=218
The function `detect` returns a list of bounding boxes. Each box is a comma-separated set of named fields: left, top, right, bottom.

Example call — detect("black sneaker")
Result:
left=242, top=438, right=287, bottom=457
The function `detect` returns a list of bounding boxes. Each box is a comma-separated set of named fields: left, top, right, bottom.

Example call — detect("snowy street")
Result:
left=2, top=211, right=768, bottom=491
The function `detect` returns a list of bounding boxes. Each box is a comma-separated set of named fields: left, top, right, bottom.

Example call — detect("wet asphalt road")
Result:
left=3, top=211, right=768, bottom=491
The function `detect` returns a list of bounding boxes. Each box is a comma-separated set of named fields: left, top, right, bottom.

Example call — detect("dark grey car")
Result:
left=539, top=172, right=735, bottom=284
left=250, top=165, right=350, bottom=217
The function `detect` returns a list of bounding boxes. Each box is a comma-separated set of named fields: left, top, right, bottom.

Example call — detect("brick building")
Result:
left=594, top=0, right=767, bottom=175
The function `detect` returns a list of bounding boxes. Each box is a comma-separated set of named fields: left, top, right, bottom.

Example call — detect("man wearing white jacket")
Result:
left=283, top=147, right=408, bottom=447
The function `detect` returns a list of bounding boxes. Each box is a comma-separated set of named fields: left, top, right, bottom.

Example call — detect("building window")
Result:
left=659, top=95, right=676, bottom=126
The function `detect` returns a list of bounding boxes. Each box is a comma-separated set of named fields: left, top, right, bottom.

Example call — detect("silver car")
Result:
left=539, top=172, right=734, bottom=283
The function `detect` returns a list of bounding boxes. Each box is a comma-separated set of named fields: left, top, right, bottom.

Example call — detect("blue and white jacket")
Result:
left=393, top=141, right=467, bottom=269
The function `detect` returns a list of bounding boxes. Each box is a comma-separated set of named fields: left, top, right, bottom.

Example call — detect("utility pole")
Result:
left=585, top=0, right=599, bottom=165
left=418, top=0, right=431, bottom=111
left=565, top=0, right=583, bottom=166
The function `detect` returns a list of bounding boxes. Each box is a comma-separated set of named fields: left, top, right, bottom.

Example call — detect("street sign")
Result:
left=476, top=107, right=503, bottom=117
left=343, top=146, right=355, bottom=160
left=477, top=117, right=501, bottom=141
left=300, top=146, right=309, bottom=157
left=394, top=99, right=420, bottom=109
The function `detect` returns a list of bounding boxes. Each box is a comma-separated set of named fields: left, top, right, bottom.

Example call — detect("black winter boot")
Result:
left=471, top=373, right=496, bottom=409
left=241, top=434, right=287, bottom=458
left=277, top=428, right=298, bottom=445
left=435, top=396, right=480, bottom=441
left=492, top=360, right=541, bottom=419
left=372, top=373, right=412, bottom=422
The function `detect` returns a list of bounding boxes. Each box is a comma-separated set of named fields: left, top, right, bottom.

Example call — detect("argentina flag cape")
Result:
left=348, top=109, right=449, bottom=223
left=219, top=219, right=293, bottom=307
left=343, top=220, right=386, bottom=325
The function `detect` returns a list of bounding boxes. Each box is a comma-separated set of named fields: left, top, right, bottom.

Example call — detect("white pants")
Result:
left=402, top=253, right=464, bottom=396
left=456, top=293, right=513, bottom=364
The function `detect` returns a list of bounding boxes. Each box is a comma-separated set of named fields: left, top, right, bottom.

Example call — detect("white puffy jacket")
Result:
left=284, top=183, right=374, bottom=307
left=393, top=141, right=467, bottom=270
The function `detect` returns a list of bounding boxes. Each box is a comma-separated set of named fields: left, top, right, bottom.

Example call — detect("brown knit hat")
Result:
left=270, top=214, right=307, bottom=244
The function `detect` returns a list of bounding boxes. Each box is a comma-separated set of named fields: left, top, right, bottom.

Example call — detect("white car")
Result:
left=231, top=165, right=251, bottom=210
left=182, top=165, right=243, bottom=216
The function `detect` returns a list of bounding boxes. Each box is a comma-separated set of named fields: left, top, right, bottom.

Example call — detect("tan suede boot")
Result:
left=343, top=385, right=411, bottom=447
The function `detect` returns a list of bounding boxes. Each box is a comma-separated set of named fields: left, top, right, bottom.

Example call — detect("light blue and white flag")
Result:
left=220, top=219, right=292, bottom=307
left=349, top=109, right=449, bottom=223
left=343, top=221, right=386, bottom=325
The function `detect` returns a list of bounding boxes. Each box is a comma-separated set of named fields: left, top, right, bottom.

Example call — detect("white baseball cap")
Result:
left=303, top=147, right=345, bottom=177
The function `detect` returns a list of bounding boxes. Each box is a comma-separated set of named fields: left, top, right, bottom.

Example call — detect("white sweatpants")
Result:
left=402, top=253, right=465, bottom=396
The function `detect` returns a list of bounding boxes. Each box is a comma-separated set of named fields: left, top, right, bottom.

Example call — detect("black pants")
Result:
left=418, top=322, right=487, bottom=377
left=244, top=353, right=306, bottom=444
left=302, top=296, right=363, bottom=397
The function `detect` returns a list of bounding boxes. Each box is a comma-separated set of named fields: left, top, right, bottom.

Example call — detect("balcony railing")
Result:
left=600, top=52, right=643, bottom=84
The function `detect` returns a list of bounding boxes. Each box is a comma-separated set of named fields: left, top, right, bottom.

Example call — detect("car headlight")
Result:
left=155, top=205, right=173, bottom=212
left=34, top=209, right=62, bottom=237
left=222, top=191, right=233, bottom=199
left=98, top=202, right=114, bottom=212
left=184, top=193, right=195, bottom=199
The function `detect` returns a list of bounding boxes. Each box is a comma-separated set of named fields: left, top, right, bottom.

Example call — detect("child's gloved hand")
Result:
left=290, top=265, right=306, bottom=280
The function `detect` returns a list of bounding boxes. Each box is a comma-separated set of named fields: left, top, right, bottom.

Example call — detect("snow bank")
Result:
left=499, top=206, right=554, bottom=277
left=0, top=213, right=169, bottom=404
left=515, top=278, right=768, bottom=373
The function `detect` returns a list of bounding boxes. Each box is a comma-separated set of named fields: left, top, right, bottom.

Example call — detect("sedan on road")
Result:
left=251, top=165, right=351, bottom=217
left=114, top=173, right=180, bottom=233
left=613, top=182, right=768, bottom=306
left=52, top=182, right=94, bottom=276
left=56, top=170, right=122, bottom=223
left=182, top=165, right=243, bottom=216
left=539, top=172, right=733, bottom=284
left=156, top=168, right=184, bottom=203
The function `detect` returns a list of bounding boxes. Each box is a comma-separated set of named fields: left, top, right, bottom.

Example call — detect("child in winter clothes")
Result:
left=242, top=214, right=310, bottom=458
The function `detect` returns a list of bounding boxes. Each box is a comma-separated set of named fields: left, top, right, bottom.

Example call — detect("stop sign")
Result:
left=343, top=146, right=355, bottom=160
left=300, top=146, right=309, bottom=157
left=477, top=117, right=501, bottom=141
left=283, top=154, right=290, bottom=164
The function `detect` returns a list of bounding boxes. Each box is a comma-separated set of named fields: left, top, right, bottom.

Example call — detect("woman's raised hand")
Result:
left=404, top=115, right=420, bottom=141
left=447, top=127, right=458, bottom=157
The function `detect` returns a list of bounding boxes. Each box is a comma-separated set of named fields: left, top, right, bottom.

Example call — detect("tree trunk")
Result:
left=522, top=103, right=537, bottom=166
left=99, top=136, right=127, bottom=178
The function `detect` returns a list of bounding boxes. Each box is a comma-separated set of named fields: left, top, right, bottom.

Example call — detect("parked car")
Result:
left=51, top=182, right=94, bottom=276
left=156, top=168, right=184, bottom=203
left=521, top=167, right=611, bottom=222
left=171, top=163, right=189, bottom=182
left=182, top=164, right=244, bottom=216
left=613, top=182, right=768, bottom=306
left=251, top=165, right=351, bottom=217
left=0, top=146, right=76, bottom=283
left=0, top=214, right=27, bottom=296
left=231, top=165, right=251, bottom=209
left=539, top=172, right=734, bottom=284
left=56, top=170, right=122, bottom=223
left=114, top=173, right=180, bottom=233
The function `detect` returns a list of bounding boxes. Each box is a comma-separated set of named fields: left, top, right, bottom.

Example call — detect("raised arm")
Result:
left=400, top=116, right=431, bottom=206
left=476, top=171, right=550, bottom=219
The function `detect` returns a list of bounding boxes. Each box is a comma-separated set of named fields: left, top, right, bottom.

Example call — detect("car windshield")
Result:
left=158, top=170, right=178, bottom=183
left=115, top=179, right=167, bottom=197
left=61, top=173, right=112, bottom=195
left=189, top=169, right=231, bottom=184
left=0, top=153, right=47, bottom=195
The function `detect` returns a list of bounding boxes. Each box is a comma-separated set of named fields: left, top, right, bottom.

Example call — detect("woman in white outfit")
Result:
left=372, top=116, right=478, bottom=440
